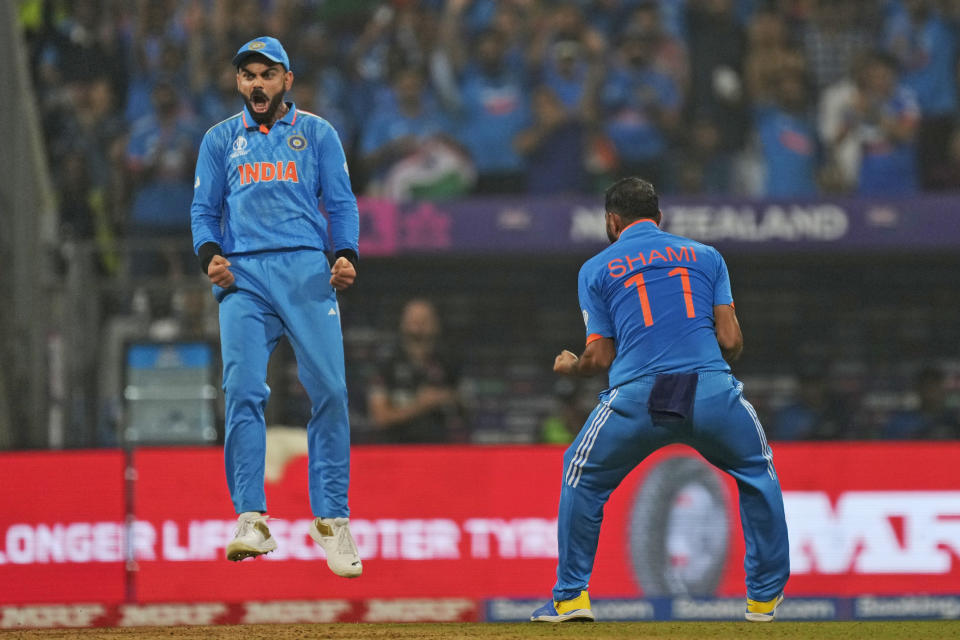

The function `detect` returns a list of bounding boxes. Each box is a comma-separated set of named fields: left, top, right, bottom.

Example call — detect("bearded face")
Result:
left=237, top=59, right=292, bottom=124
left=244, top=87, right=286, bottom=124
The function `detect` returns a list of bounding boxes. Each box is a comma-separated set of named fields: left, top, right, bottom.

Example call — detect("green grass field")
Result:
left=6, top=621, right=960, bottom=640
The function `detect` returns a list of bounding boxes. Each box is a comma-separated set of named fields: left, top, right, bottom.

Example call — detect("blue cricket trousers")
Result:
left=216, top=249, right=350, bottom=518
left=555, top=371, right=789, bottom=602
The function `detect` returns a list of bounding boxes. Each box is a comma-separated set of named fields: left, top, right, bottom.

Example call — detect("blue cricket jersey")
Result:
left=191, top=102, right=359, bottom=257
left=579, top=219, right=733, bottom=387
left=757, top=107, right=817, bottom=198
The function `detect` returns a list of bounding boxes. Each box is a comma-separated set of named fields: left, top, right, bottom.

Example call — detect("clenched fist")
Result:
left=330, top=256, right=357, bottom=291
left=207, top=255, right=234, bottom=288
left=553, top=349, right=580, bottom=375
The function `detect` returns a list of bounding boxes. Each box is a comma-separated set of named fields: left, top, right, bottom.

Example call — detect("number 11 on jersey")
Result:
left=624, top=267, right=696, bottom=326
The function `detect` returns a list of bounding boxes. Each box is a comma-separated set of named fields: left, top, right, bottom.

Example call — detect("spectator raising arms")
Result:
left=600, top=28, right=681, bottom=188
left=437, top=0, right=532, bottom=194
left=849, top=52, right=921, bottom=196
left=360, top=66, right=473, bottom=201
left=883, top=0, right=957, bottom=190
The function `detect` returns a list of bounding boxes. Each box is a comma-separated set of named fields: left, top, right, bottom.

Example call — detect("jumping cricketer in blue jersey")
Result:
left=531, top=178, right=789, bottom=623
left=190, top=36, right=362, bottom=578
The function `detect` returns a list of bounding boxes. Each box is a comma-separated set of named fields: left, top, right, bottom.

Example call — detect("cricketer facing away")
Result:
left=190, top=36, right=362, bottom=577
left=532, top=178, right=789, bottom=622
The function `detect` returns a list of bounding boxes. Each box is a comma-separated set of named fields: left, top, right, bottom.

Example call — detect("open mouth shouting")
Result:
left=246, top=88, right=285, bottom=124
left=250, top=89, right=270, bottom=113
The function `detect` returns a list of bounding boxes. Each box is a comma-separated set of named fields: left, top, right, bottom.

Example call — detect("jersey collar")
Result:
left=618, top=218, right=660, bottom=240
left=241, top=101, right=298, bottom=133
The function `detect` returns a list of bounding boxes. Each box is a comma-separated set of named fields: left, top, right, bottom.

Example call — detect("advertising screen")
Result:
left=0, top=450, right=127, bottom=604
left=2, top=442, right=959, bottom=606
left=130, top=442, right=960, bottom=601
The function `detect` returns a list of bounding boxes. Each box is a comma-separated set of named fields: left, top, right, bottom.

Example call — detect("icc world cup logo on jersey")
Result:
left=230, top=135, right=250, bottom=159
left=287, top=134, right=307, bottom=151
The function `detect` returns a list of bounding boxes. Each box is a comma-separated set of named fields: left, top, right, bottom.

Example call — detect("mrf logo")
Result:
left=237, top=161, right=299, bottom=186
left=785, top=491, right=960, bottom=574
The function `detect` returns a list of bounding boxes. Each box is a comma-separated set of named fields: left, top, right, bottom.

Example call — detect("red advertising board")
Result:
left=131, top=446, right=564, bottom=602
left=770, top=442, right=960, bottom=596
left=2, top=442, right=959, bottom=606
left=590, top=442, right=960, bottom=598
left=0, top=450, right=126, bottom=604
left=131, top=442, right=960, bottom=601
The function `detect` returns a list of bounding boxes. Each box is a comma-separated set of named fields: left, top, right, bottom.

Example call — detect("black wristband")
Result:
left=334, top=248, right=359, bottom=270
left=198, top=242, right=223, bottom=274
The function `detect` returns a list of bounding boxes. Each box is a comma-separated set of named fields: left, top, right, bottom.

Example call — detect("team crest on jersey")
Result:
left=287, top=134, right=307, bottom=151
left=229, top=135, right=249, bottom=159
left=248, top=41, right=267, bottom=50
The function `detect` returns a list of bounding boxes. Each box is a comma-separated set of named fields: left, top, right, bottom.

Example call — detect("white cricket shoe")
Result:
left=225, top=512, right=278, bottom=561
left=309, top=517, right=363, bottom=578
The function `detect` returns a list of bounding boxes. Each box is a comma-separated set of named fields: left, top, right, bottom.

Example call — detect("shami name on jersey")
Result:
left=237, top=161, right=300, bottom=186
left=607, top=245, right=698, bottom=279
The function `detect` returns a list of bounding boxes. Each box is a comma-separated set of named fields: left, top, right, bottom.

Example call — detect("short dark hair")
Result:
left=605, top=177, right=659, bottom=221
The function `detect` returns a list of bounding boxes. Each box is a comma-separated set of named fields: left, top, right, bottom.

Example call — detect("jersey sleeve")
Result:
left=316, top=125, right=360, bottom=256
left=190, top=130, right=226, bottom=253
left=578, top=262, right=614, bottom=344
left=712, top=249, right=734, bottom=306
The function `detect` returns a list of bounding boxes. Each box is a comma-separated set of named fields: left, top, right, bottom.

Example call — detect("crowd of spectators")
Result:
left=766, top=364, right=960, bottom=441
left=18, top=0, right=960, bottom=445
left=21, top=0, right=960, bottom=265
